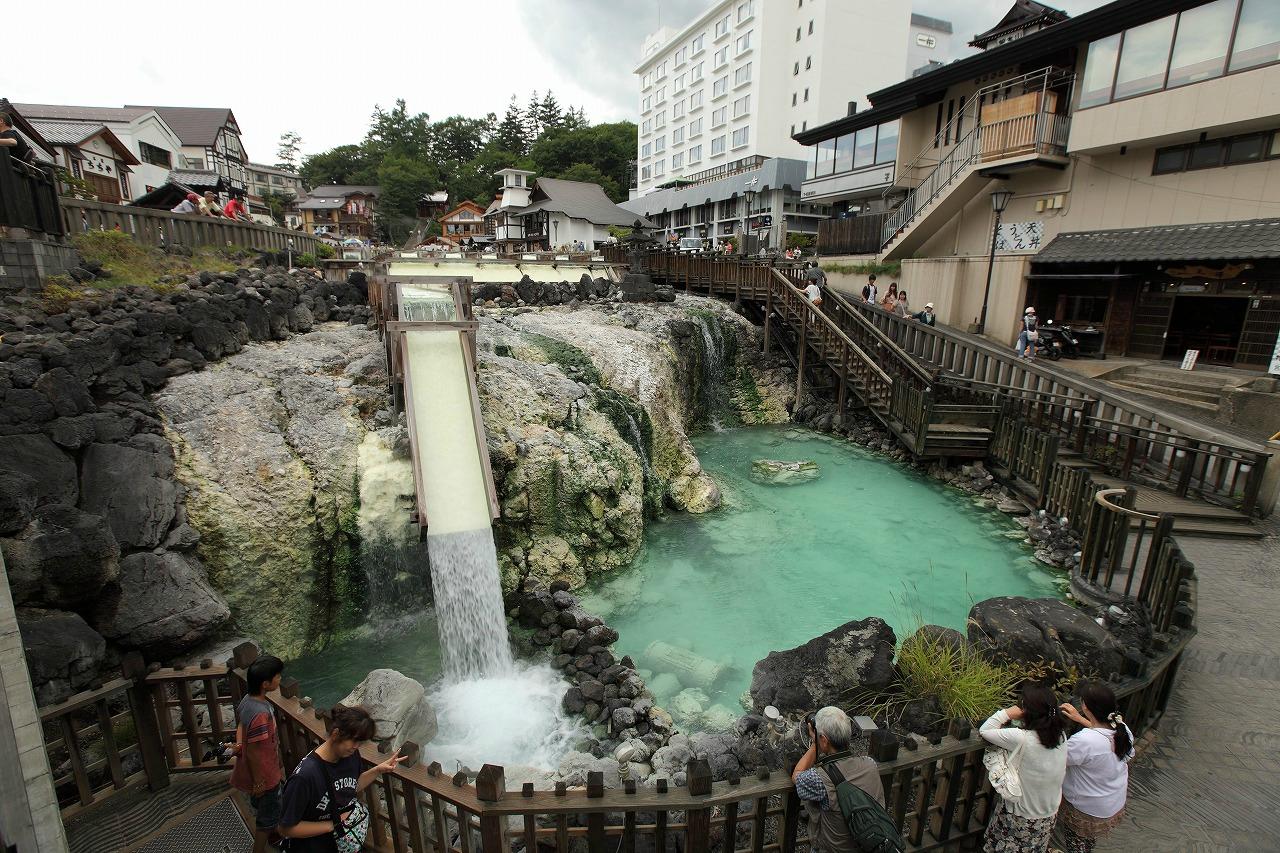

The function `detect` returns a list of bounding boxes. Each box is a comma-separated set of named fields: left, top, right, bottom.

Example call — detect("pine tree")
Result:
left=495, top=96, right=527, bottom=155
left=538, top=91, right=563, bottom=134
left=275, top=131, right=303, bottom=171
left=525, top=90, right=542, bottom=140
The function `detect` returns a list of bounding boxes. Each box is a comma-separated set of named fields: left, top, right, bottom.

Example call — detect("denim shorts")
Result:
left=250, top=782, right=283, bottom=830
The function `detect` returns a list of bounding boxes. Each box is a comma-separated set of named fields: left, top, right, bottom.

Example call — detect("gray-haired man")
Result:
left=792, top=706, right=885, bottom=853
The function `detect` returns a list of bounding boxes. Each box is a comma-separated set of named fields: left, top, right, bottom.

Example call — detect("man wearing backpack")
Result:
left=792, top=707, right=903, bottom=853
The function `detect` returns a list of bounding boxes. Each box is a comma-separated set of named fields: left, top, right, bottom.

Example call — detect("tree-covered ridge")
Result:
left=298, top=93, right=635, bottom=242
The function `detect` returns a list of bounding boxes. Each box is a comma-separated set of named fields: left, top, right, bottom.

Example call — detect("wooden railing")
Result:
left=38, top=625, right=1195, bottom=853
left=59, top=197, right=323, bottom=254
left=0, top=148, right=64, bottom=235
left=846, top=299, right=1270, bottom=515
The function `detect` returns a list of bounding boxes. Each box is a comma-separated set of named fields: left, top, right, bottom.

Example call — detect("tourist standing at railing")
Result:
left=880, top=281, right=898, bottom=311
left=224, top=191, right=252, bottom=222
left=230, top=655, right=286, bottom=853
left=979, top=683, right=1067, bottom=853
left=199, top=191, right=225, bottom=218
left=792, top=706, right=895, bottom=852
left=893, top=290, right=911, bottom=318
left=171, top=192, right=199, bottom=214
left=1053, top=682, right=1134, bottom=853
left=0, top=112, right=35, bottom=163
left=911, top=302, right=937, bottom=326
left=861, top=273, right=878, bottom=305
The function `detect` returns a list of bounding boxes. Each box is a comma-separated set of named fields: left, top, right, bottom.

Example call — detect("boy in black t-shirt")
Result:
left=0, top=112, right=34, bottom=163
left=277, top=705, right=402, bottom=852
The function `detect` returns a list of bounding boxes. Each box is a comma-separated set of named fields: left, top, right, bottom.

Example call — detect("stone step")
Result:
left=1108, top=380, right=1221, bottom=411
left=1123, top=369, right=1241, bottom=392
left=1148, top=517, right=1265, bottom=539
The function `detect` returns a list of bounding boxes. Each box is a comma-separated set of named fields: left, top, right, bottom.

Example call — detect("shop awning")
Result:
left=1035, top=218, right=1280, bottom=264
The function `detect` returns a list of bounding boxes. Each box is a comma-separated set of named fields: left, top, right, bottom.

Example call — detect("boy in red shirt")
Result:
left=231, top=655, right=285, bottom=852
left=224, top=192, right=250, bottom=221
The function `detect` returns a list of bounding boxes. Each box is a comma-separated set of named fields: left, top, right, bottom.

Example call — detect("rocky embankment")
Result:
left=0, top=267, right=369, bottom=702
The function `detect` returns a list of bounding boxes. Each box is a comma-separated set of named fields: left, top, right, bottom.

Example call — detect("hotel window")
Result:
left=674, top=73, right=686, bottom=92
left=737, top=1, right=753, bottom=23
left=875, top=120, right=899, bottom=164
left=804, top=88, right=809, bottom=102
left=713, top=76, right=728, bottom=98
left=1079, top=34, right=1121, bottom=107
left=715, top=15, right=729, bottom=39
left=655, top=135, right=666, bottom=153
left=672, top=151, right=684, bottom=168
left=805, top=55, right=812, bottom=70
left=736, top=31, right=752, bottom=54
left=656, top=86, right=666, bottom=103
left=642, top=72, right=652, bottom=88
left=688, top=144, right=702, bottom=163
left=733, top=95, right=750, bottom=118
left=792, top=93, right=797, bottom=106
left=675, top=47, right=688, bottom=66
left=689, top=117, right=703, bottom=136
left=1229, top=0, right=1280, bottom=73
left=714, top=46, right=728, bottom=68
left=808, top=20, right=814, bottom=34
left=794, top=62, right=799, bottom=75
left=854, top=126, right=876, bottom=168
left=655, top=159, right=665, bottom=177
left=691, top=62, right=704, bottom=82
left=711, top=135, right=726, bottom=155
left=796, top=27, right=801, bottom=42
left=814, top=137, right=836, bottom=177
left=1113, top=15, right=1175, bottom=99
left=689, top=90, right=703, bottom=108
left=656, top=61, right=667, bottom=79
left=656, top=109, right=666, bottom=128
left=642, top=95, right=652, bottom=112
left=731, top=126, right=750, bottom=148
left=641, top=142, right=651, bottom=157
left=1167, top=0, right=1234, bottom=86
left=641, top=165, right=651, bottom=181
left=692, top=34, right=705, bottom=54
left=833, top=132, right=854, bottom=173
left=673, top=99, right=685, bottom=119
left=734, top=62, right=752, bottom=86
left=642, top=118, right=652, bottom=134
left=673, top=126, right=685, bottom=144
left=712, top=106, right=727, bottom=127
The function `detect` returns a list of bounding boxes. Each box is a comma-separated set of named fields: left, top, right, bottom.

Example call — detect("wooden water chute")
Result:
left=380, top=273, right=500, bottom=533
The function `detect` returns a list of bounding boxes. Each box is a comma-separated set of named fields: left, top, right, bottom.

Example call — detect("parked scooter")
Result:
left=1036, top=320, right=1080, bottom=359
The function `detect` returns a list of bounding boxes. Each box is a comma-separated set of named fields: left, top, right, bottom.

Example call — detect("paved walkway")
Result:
left=1100, top=521, right=1280, bottom=852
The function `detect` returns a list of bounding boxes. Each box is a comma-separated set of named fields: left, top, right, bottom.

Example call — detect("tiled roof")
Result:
left=167, top=169, right=225, bottom=189
left=309, top=185, right=380, bottom=197
left=27, top=120, right=97, bottom=146
left=13, top=103, right=150, bottom=122
left=128, top=106, right=235, bottom=146
left=1035, top=218, right=1280, bottom=264
left=514, top=178, right=651, bottom=227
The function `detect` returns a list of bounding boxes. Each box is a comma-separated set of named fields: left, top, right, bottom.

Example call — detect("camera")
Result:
left=802, top=711, right=818, bottom=746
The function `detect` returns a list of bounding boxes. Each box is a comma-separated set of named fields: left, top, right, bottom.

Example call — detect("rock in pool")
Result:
left=750, top=459, right=820, bottom=485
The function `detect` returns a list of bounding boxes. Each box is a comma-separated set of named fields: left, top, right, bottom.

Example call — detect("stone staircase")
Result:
left=1104, top=365, right=1249, bottom=413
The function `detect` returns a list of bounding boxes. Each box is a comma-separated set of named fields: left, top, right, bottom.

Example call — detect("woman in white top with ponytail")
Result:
left=979, top=682, right=1067, bottom=852
left=1055, top=681, right=1134, bottom=852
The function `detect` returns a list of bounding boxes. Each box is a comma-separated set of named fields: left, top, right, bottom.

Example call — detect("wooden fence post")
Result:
left=475, top=764, right=507, bottom=852
left=121, top=653, right=169, bottom=792
left=1038, top=433, right=1060, bottom=506
left=685, top=759, right=713, bottom=853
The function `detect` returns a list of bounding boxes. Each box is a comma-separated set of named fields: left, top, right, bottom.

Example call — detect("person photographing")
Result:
left=792, top=706, right=902, bottom=852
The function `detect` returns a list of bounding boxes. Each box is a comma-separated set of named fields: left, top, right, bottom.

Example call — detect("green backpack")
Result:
left=820, top=757, right=905, bottom=853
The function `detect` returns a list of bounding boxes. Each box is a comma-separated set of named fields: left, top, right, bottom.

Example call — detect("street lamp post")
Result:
left=287, top=237, right=294, bottom=271
left=741, top=178, right=758, bottom=254
left=977, top=189, right=1014, bottom=335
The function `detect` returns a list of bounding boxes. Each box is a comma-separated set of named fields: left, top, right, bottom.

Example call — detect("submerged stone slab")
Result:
left=749, top=459, right=820, bottom=485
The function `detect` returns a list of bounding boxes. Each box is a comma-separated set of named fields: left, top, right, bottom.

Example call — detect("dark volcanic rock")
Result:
left=749, top=617, right=896, bottom=714
left=968, top=596, right=1125, bottom=679
left=78, top=442, right=178, bottom=549
left=17, top=608, right=106, bottom=706
left=0, top=433, right=78, bottom=506
left=0, top=470, right=37, bottom=535
left=2, top=504, right=120, bottom=609
left=92, top=552, right=230, bottom=656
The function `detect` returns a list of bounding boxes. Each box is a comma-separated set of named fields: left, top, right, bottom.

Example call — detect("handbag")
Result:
left=983, top=738, right=1023, bottom=802
left=318, top=752, right=371, bottom=853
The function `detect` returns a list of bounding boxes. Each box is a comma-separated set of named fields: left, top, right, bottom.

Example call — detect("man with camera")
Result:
left=792, top=707, right=893, bottom=853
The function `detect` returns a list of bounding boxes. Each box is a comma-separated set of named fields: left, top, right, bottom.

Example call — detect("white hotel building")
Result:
left=631, top=0, right=915, bottom=197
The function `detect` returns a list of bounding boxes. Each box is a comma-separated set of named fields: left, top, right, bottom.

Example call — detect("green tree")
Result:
left=494, top=96, right=527, bottom=155
left=557, top=163, right=620, bottom=200
left=537, top=91, right=563, bottom=135
left=376, top=152, right=442, bottom=243
left=300, top=144, right=375, bottom=188
left=528, top=121, right=636, bottom=201
left=365, top=99, right=432, bottom=158
left=432, top=114, right=491, bottom=165
left=275, top=131, right=303, bottom=171
left=525, top=90, right=542, bottom=139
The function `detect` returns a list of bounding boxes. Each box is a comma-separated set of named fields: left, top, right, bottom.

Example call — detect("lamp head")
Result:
left=990, top=189, right=1014, bottom=213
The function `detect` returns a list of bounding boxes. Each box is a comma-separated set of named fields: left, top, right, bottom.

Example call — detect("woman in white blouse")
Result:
left=980, top=683, right=1068, bottom=852
left=1055, top=681, right=1134, bottom=852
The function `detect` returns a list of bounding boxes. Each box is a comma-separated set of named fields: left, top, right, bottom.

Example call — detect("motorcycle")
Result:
left=1037, top=320, right=1080, bottom=359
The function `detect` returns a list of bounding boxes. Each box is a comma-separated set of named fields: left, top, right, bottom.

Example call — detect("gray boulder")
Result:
left=2, top=504, right=120, bottom=609
left=967, top=596, right=1125, bottom=679
left=0, top=470, right=37, bottom=535
left=79, top=442, right=178, bottom=549
left=750, top=459, right=820, bottom=485
left=93, top=552, right=231, bottom=656
left=556, top=751, right=621, bottom=788
left=0, top=433, right=78, bottom=506
left=340, top=669, right=439, bottom=750
left=17, top=608, right=106, bottom=706
left=749, top=617, right=896, bottom=714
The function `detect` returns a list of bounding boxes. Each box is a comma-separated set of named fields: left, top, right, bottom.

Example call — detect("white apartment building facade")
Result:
left=631, top=0, right=912, bottom=198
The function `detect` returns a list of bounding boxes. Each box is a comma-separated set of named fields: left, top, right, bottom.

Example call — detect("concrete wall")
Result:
left=1, top=238, right=80, bottom=297
left=0, top=552, right=68, bottom=853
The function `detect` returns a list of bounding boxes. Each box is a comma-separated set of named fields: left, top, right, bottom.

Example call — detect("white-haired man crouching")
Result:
left=791, top=707, right=886, bottom=853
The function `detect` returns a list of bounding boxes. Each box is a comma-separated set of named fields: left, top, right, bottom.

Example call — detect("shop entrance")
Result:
left=1161, top=295, right=1248, bottom=365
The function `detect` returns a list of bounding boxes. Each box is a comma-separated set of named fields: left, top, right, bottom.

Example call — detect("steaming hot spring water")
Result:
left=288, top=425, right=1059, bottom=770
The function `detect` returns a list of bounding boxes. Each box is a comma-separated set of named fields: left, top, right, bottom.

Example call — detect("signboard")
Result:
left=995, top=220, right=1045, bottom=251
left=1180, top=349, right=1199, bottom=371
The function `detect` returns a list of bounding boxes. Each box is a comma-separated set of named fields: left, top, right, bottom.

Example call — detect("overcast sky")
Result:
left=3, top=0, right=1106, bottom=164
